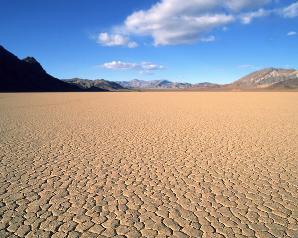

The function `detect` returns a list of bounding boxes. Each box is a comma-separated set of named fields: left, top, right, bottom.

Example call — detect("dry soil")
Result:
left=0, top=92, right=297, bottom=238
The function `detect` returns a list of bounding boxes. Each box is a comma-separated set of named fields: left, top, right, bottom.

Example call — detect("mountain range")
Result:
left=0, top=45, right=297, bottom=92
left=117, top=79, right=193, bottom=89
left=64, top=78, right=125, bottom=91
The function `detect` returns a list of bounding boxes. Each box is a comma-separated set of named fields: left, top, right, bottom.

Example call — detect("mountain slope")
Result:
left=193, top=82, right=221, bottom=88
left=269, top=78, right=298, bottom=89
left=64, top=78, right=125, bottom=91
left=118, top=79, right=193, bottom=89
left=0, top=45, right=81, bottom=92
left=231, top=68, right=298, bottom=88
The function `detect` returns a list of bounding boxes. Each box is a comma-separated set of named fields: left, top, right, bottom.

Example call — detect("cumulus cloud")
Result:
left=102, top=61, right=165, bottom=73
left=287, top=31, right=297, bottom=36
left=97, top=32, right=138, bottom=48
left=98, top=0, right=298, bottom=46
left=123, top=0, right=236, bottom=45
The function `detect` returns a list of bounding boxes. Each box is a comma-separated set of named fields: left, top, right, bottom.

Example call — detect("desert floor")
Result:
left=0, top=92, right=297, bottom=238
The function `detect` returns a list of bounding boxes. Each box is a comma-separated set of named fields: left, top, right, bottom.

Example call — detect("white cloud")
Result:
left=240, top=8, right=270, bottom=24
left=123, top=0, right=239, bottom=46
left=102, top=61, right=165, bottom=73
left=97, top=32, right=138, bottom=48
left=200, top=35, right=216, bottom=42
left=127, top=41, right=138, bottom=48
left=242, top=2, right=298, bottom=23
left=287, top=31, right=297, bottom=36
left=122, top=0, right=275, bottom=45
left=280, top=1, right=298, bottom=18
left=98, top=0, right=298, bottom=46
left=140, top=62, right=165, bottom=71
left=102, top=61, right=137, bottom=70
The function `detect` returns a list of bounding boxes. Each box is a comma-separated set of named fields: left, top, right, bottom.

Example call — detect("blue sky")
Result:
left=0, top=0, right=297, bottom=83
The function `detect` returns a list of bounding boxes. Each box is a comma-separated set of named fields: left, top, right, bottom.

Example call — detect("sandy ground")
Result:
left=0, top=92, right=297, bottom=238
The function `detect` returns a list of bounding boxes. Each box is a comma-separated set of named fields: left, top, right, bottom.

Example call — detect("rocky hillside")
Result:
left=64, top=78, right=125, bottom=91
left=0, top=45, right=81, bottom=92
left=231, top=68, right=298, bottom=89
left=193, top=82, right=221, bottom=88
left=118, top=79, right=193, bottom=89
left=269, top=78, right=298, bottom=89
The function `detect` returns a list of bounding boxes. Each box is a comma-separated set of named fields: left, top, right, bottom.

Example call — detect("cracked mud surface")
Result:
left=0, top=92, right=297, bottom=238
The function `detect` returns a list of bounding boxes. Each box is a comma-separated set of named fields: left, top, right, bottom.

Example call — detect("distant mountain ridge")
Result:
left=64, top=78, right=125, bottom=91
left=121, top=69, right=298, bottom=90
left=0, top=46, right=297, bottom=92
left=118, top=79, right=193, bottom=89
left=193, top=82, right=221, bottom=88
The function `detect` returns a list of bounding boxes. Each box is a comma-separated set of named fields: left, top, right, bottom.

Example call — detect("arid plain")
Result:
left=0, top=92, right=297, bottom=238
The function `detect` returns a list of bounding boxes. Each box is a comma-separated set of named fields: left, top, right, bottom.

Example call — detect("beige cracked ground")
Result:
left=0, top=92, right=297, bottom=238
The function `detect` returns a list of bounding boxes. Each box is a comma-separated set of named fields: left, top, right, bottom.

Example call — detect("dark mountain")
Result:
left=230, top=68, right=298, bottom=89
left=0, top=45, right=81, bottom=92
left=64, top=78, right=125, bottom=91
left=118, top=79, right=193, bottom=89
